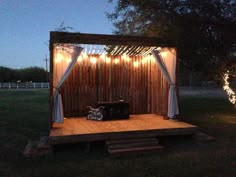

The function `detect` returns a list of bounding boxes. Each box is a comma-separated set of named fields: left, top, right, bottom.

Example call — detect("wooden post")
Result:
left=49, top=36, right=54, bottom=130
left=175, top=48, right=180, bottom=119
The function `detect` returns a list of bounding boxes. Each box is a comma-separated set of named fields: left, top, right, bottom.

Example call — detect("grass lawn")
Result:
left=0, top=89, right=235, bottom=177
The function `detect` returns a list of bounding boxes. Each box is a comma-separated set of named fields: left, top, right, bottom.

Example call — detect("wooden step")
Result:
left=108, top=145, right=164, bottom=157
left=108, top=140, right=159, bottom=150
left=106, top=137, right=164, bottom=157
left=106, top=137, right=159, bottom=145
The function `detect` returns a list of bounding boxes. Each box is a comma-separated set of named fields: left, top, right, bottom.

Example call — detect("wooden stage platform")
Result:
left=49, top=114, right=198, bottom=145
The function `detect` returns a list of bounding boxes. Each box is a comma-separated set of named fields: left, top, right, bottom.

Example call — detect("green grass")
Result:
left=0, top=90, right=235, bottom=177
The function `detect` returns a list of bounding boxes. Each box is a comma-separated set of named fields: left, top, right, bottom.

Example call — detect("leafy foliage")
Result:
left=107, top=0, right=236, bottom=84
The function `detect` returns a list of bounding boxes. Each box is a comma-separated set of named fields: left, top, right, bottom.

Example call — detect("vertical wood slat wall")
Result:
left=61, top=55, right=168, bottom=117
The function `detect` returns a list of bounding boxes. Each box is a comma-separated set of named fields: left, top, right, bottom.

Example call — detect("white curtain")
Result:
left=152, top=49, right=179, bottom=118
left=52, top=46, right=83, bottom=123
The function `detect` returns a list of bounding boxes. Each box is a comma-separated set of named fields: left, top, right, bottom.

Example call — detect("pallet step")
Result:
left=106, top=137, right=159, bottom=145
left=106, top=137, right=163, bottom=157
left=108, top=145, right=164, bottom=157
left=108, top=141, right=159, bottom=150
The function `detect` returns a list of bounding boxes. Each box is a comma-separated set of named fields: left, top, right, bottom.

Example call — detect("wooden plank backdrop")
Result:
left=61, top=55, right=168, bottom=117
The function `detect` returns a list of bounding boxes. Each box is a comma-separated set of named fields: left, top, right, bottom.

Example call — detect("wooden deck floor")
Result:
left=50, top=114, right=197, bottom=145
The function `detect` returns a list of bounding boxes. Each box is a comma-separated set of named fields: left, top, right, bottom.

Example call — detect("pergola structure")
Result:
left=48, top=32, right=197, bottom=149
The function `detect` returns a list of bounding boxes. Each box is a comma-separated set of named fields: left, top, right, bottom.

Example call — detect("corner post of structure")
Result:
left=175, top=47, right=181, bottom=119
left=49, top=32, right=54, bottom=131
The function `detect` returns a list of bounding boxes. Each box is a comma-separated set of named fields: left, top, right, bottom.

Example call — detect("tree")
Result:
left=0, top=66, right=48, bottom=82
left=107, top=0, right=236, bottom=85
left=0, top=67, right=16, bottom=82
left=18, top=67, right=48, bottom=82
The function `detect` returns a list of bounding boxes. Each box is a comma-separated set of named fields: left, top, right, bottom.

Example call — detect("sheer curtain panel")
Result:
left=52, top=46, right=83, bottom=123
left=152, top=49, right=179, bottom=118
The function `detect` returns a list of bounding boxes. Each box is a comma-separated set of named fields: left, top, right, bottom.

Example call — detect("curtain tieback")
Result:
left=53, top=86, right=61, bottom=93
left=169, top=84, right=176, bottom=89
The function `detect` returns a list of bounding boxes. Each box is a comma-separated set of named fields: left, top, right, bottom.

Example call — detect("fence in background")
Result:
left=0, top=82, right=49, bottom=89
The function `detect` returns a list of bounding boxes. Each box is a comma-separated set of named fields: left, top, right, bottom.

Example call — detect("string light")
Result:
left=133, top=61, right=139, bottom=68
left=114, top=58, right=120, bottom=64
left=55, top=53, right=63, bottom=63
left=223, top=71, right=236, bottom=105
left=66, top=58, right=71, bottom=63
left=160, top=51, right=167, bottom=57
left=121, top=54, right=127, bottom=60
left=105, top=57, right=111, bottom=64
left=77, top=56, right=83, bottom=63
left=100, top=53, right=106, bottom=61
left=122, top=54, right=130, bottom=62
left=90, top=57, right=97, bottom=64
left=54, top=51, right=163, bottom=67
left=124, top=57, right=130, bottom=62
left=82, top=52, right=88, bottom=59
left=141, top=56, right=148, bottom=64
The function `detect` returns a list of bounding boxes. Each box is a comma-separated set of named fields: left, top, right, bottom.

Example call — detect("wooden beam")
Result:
left=50, top=32, right=176, bottom=47
left=49, top=42, right=54, bottom=129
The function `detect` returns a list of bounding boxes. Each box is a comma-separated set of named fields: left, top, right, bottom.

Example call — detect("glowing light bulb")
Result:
left=114, top=58, right=120, bottom=64
left=55, top=53, right=63, bottom=63
left=125, top=57, right=130, bottom=62
left=122, top=54, right=130, bottom=62
left=90, top=57, right=97, bottom=64
left=66, top=58, right=71, bottom=63
left=141, top=56, right=148, bottom=64
left=160, top=51, right=167, bottom=57
left=150, top=56, right=155, bottom=62
left=133, top=61, right=139, bottom=68
left=121, top=54, right=127, bottom=60
left=100, top=53, right=106, bottom=61
left=105, top=57, right=111, bottom=64
left=82, top=52, right=88, bottom=59
left=77, top=56, right=83, bottom=63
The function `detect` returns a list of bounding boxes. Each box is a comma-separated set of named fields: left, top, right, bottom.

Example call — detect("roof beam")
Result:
left=50, top=32, right=175, bottom=47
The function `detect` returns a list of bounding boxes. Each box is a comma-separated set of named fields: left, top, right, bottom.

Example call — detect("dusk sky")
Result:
left=0, top=0, right=115, bottom=69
